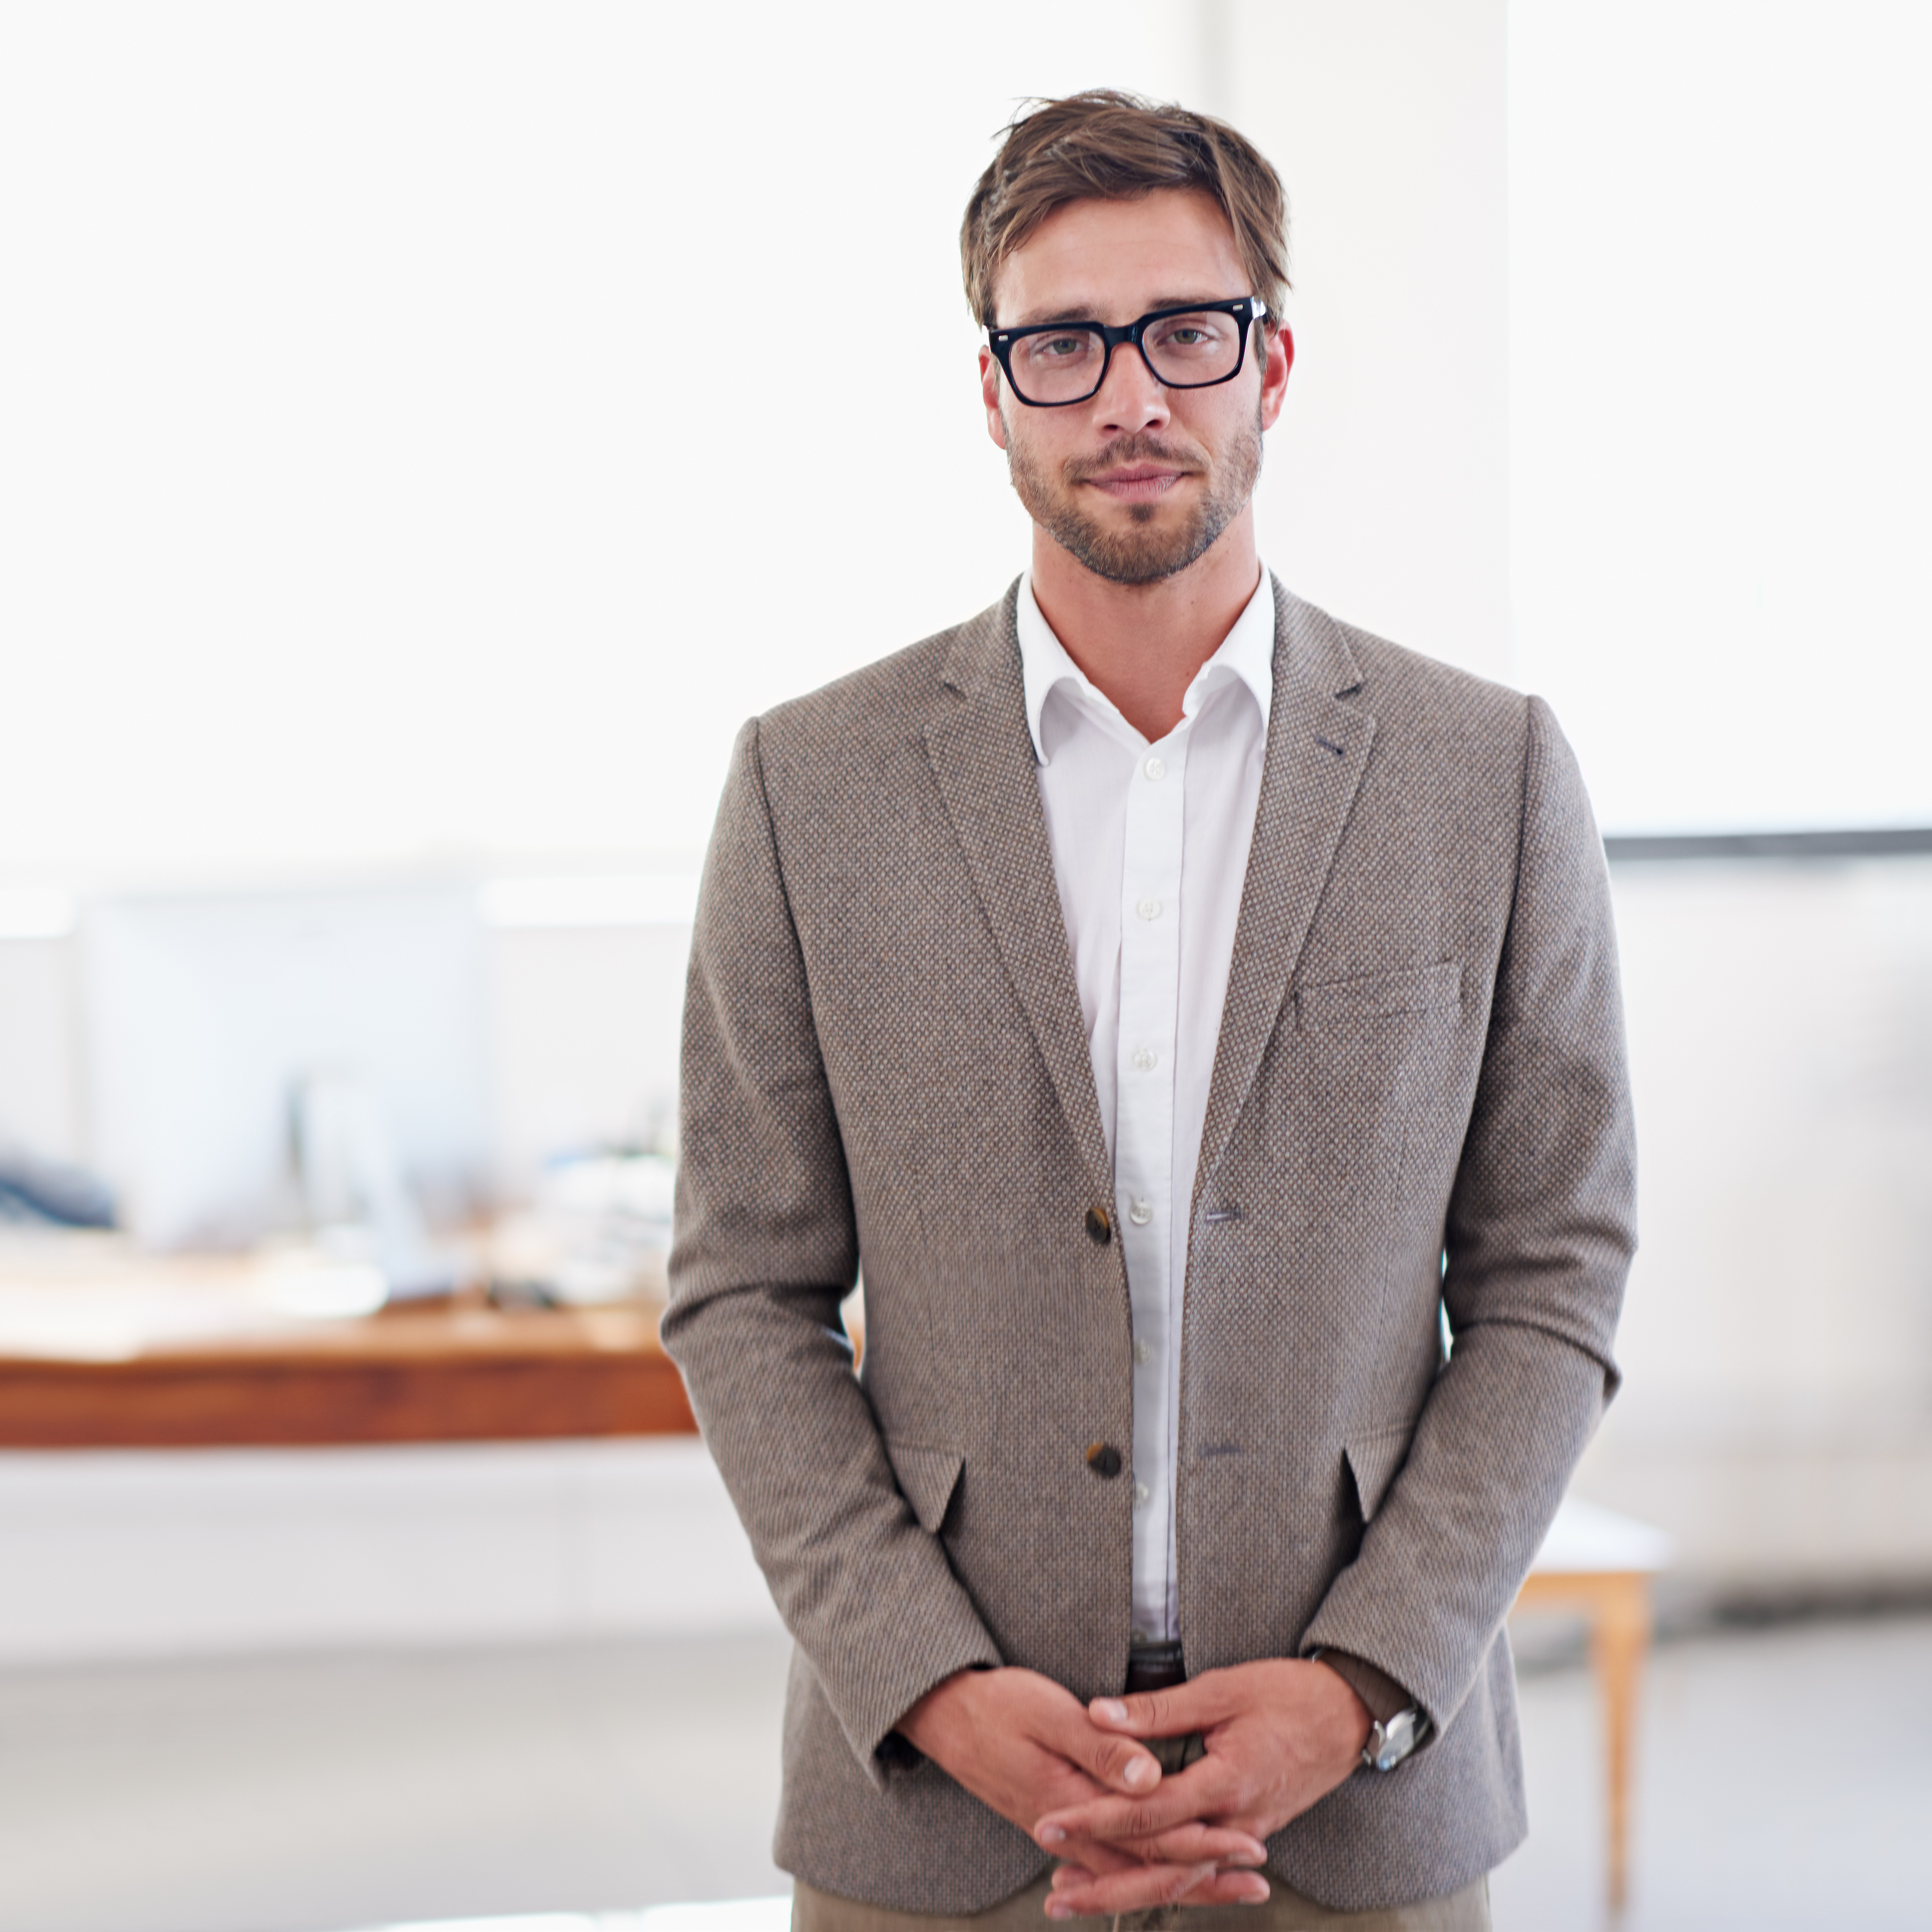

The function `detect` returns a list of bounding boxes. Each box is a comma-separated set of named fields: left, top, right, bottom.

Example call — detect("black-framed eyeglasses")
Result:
left=987, top=297, right=1269, bottom=408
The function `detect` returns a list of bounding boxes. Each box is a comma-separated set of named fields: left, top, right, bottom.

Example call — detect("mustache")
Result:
left=1063, top=434, right=1205, bottom=484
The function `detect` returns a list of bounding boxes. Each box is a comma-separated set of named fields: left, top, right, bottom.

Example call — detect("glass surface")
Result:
left=990, top=298, right=1264, bottom=407
left=1011, top=310, right=1243, bottom=402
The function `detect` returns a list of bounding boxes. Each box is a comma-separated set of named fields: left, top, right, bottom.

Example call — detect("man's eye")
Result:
left=1153, top=319, right=1221, bottom=350
left=1031, top=334, right=1091, bottom=360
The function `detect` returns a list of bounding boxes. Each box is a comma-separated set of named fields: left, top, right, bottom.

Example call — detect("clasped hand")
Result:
left=898, top=1659, right=1371, bottom=1920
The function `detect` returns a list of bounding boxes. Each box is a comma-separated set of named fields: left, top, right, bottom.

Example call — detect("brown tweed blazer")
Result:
left=663, top=577, right=1635, bottom=1915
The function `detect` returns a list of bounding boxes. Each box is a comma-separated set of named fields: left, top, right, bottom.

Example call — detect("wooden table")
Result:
left=0, top=1236, right=696, bottom=1447
left=1514, top=1499, right=1672, bottom=1911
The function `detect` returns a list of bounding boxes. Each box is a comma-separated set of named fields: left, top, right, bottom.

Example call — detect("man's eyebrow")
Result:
left=1002, top=294, right=1242, bottom=329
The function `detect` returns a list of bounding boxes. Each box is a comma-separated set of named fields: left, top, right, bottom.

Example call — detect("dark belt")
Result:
left=1125, top=1640, right=1186, bottom=1695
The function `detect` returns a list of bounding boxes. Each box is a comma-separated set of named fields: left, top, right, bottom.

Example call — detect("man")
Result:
left=664, top=91, right=1634, bottom=1932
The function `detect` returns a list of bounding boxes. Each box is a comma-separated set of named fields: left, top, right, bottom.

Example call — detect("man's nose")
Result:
left=1091, top=342, right=1170, bottom=436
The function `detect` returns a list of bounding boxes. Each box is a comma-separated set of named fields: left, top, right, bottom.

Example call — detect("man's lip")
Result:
left=1086, top=465, right=1185, bottom=485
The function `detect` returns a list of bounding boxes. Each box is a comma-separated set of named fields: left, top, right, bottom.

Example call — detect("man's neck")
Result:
left=1027, top=510, right=1263, bottom=743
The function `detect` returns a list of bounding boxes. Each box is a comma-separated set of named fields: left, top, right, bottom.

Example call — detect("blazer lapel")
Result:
left=923, top=586, right=1114, bottom=1212
left=1192, top=579, right=1378, bottom=1208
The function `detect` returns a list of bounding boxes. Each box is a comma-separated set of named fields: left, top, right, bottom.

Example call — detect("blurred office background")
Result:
left=0, top=2, right=1928, bottom=1929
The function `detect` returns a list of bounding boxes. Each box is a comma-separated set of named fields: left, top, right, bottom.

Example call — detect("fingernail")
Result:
left=1039, top=1825, right=1066, bottom=1846
left=1045, top=1901, right=1072, bottom=1921
left=1093, top=1699, right=1128, bottom=1724
left=1122, top=1757, right=1154, bottom=1788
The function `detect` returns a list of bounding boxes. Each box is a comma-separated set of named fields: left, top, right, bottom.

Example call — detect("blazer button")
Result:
left=1085, top=1207, right=1112, bottom=1245
left=1085, top=1443, right=1123, bottom=1479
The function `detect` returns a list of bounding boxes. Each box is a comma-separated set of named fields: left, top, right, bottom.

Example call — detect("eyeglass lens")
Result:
left=1009, top=310, right=1247, bottom=404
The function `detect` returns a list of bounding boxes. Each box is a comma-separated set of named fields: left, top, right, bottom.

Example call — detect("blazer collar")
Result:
left=1192, top=576, right=1376, bottom=1209
left=925, top=584, right=1115, bottom=1213
left=923, top=575, right=1378, bottom=1224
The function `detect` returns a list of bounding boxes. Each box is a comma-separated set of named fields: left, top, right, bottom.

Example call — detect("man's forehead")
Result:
left=991, top=188, right=1245, bottom=327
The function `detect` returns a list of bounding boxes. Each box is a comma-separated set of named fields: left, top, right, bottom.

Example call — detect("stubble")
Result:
left=1003, top=406, right=1264, bottom=587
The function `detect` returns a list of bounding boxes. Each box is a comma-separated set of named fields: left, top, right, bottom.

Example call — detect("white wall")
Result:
left=0, top=1, right=1510, bottom=884
left=1233, top=0, right=1512, bottom=684
left=489, top=922, right=691, bottom=1182
left=1574, top=854, right=1932, bottom=1590
left=0, top=939, right=85, bottom=1165
left=1510, top=0, right=1932, bottom=834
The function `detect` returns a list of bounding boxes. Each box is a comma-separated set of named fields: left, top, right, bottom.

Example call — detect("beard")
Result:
left=1003, top=408, right=1264, bottom=586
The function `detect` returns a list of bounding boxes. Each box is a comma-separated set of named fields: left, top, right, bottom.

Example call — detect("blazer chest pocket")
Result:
left=1295, top=960, right=1462, bottom=1034
left=885, top=1438, right=963, bottom=1536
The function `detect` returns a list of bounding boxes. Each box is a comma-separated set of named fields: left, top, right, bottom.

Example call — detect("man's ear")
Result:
left=1259, top=323, right=1293, bottom=433
left=979, top=346, right=1009, bottom=452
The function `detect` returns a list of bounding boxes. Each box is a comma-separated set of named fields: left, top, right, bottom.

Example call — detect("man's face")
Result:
left=979, top=188, right=1292, bottom=586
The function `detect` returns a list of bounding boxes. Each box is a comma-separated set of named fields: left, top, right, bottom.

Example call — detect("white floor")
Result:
left=1491, top=1612, right=1929, bottom=1930
left=0, top=1615, right=1925, bottom=1932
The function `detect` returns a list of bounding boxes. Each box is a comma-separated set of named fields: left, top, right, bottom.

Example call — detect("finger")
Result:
left=1049, top=1821, right=1263, bottom=1870
left=1114, top=1822, right=1268, bottom=1867
left=1089, top=1670, right=1236, bottom=1738
left=1036, top=1761, right=1233, bottom=1848
left=1043, top=1861, right=1220, bottom=1920
left=1045, top=1838, right=1145, bottom=1878
left=1174, top=1871, right=1272, bottom=1908
left=1048, top=1864, right=1270, bottom=1913
left=1037, top=1705, right=1163, bottom=1796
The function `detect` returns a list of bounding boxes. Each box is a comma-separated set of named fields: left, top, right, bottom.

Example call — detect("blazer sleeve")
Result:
left=660, top=717, right=1002, bottom=1785
left=1299, top=695, right=1638, bottom=1740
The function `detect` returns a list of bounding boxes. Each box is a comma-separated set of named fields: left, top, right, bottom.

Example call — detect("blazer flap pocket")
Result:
left=1344, top=1425, right=1414, bottom=1523
left=885, top=1438, right=963, bottom=1536
left=1297, top=960, right=1463, bottom=1029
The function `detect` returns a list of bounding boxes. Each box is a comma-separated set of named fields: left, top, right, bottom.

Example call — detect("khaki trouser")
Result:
left=793, top=1870, right=1488, bottom=1932
left=793, top=1736, right=1489, bottom=1932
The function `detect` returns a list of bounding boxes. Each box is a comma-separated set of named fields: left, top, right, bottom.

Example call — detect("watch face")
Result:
left=1367, top=1708, right=1422, bottom=1771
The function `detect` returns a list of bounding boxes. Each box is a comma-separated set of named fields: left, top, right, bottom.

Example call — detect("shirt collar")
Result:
left=1015, top=564, right=1276, bottom=765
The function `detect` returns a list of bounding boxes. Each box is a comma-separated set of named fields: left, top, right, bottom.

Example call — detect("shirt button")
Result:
left=1131, top=1045, right=1158, bottom=1073
left=1128, top=1197, right=1153, bottom=1226
left=1133, top=1481, right=1151, bottom=1509
left=1136, top=897, right=1162, bottom=921
left=1134, top=1338, right=1152, bottom=1365
left=1130, top=1626, right=1149, bottom=1645
left=1144, top=756, right=1166, bottom=781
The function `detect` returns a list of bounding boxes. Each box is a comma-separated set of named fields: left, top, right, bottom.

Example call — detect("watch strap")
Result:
left=1309, top=1647, right=1411, bottom=1724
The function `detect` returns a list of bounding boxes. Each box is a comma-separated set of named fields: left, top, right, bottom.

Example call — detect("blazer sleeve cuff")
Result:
left=851, top=1622, right=1005, bottom=1791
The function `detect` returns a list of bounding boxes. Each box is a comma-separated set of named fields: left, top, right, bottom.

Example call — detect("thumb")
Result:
left=1090, top=1671, right=1235, bottom=1738
left=1041, top=1704, right=1163, bottom=1795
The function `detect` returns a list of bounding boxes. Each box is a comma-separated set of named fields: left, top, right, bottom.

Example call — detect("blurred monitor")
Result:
left=82, top=883, right=491, bottom=1260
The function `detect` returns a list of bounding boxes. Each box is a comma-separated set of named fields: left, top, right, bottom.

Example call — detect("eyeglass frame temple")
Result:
left=985, top=296, right=1271, bottom=408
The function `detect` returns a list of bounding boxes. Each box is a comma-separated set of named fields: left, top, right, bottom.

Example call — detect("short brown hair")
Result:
left=960, top=90, right=1290, bottom=329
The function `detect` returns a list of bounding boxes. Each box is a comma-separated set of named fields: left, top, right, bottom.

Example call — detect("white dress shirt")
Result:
left=1016, top=566, right=1275, bottom=1645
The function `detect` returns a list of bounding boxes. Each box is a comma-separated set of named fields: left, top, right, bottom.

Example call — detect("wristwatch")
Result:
left=1361, top=1705, right=1428, bottom=1772
left=1308, top=1647, right=1430, bottom=1772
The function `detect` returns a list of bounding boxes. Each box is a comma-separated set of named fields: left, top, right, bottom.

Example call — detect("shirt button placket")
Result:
left=1116, top=722, right=1188, bottom=1648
